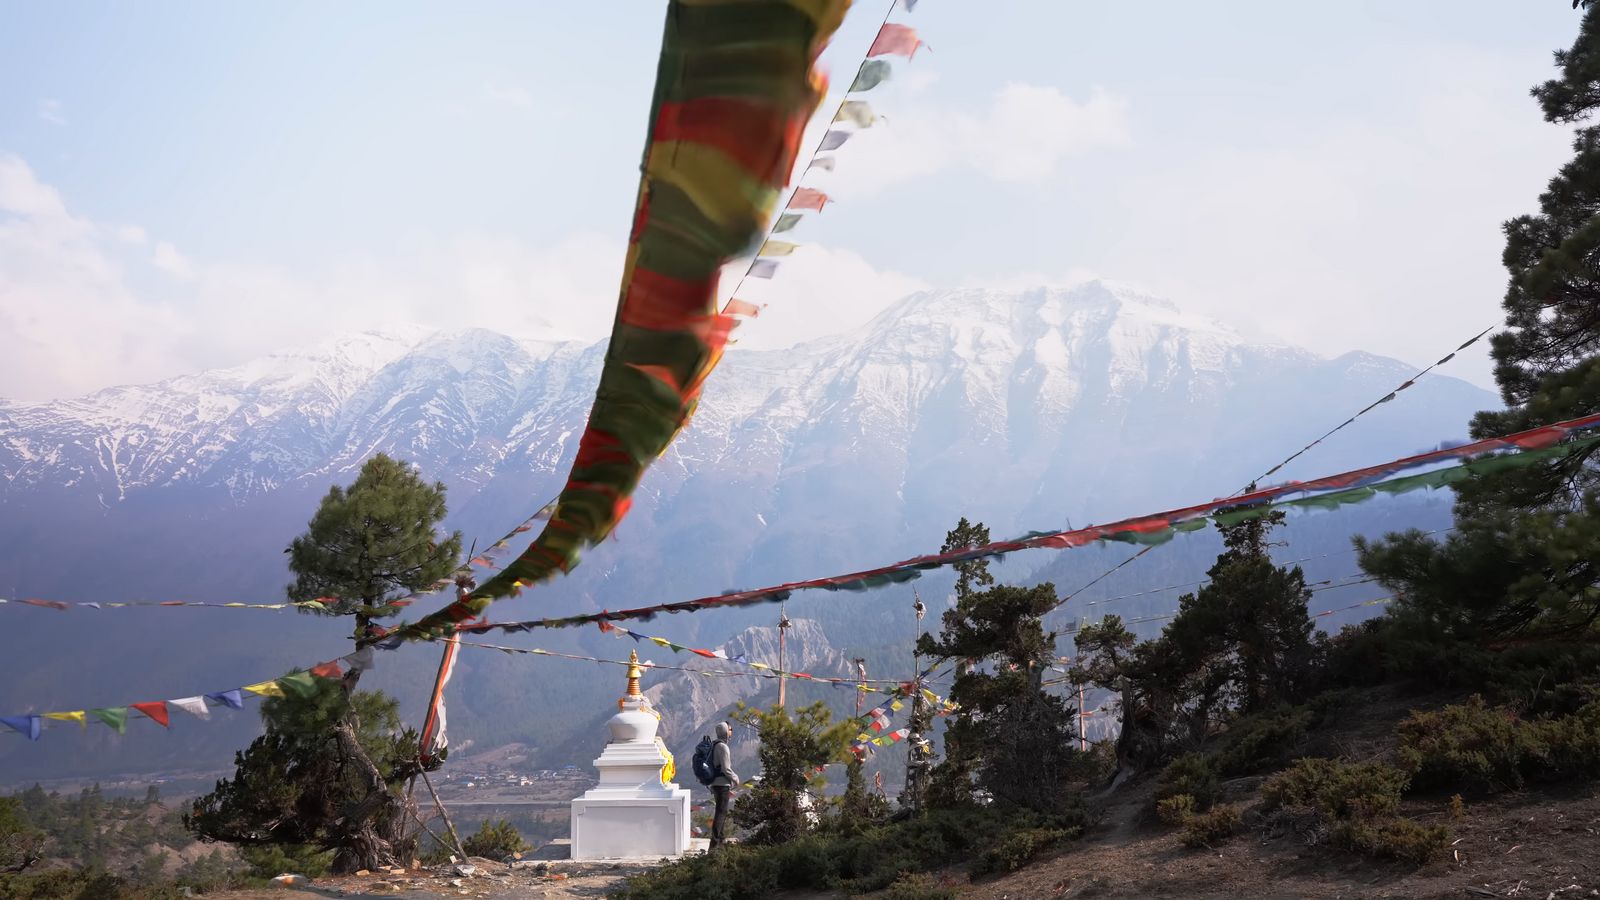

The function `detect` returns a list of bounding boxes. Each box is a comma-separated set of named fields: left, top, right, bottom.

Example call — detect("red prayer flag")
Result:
left=788, top=187, right=830, bottom=212
left=868, top=23, right=923, bottom=58
left=310, top=661, right=343, bottom=679
left=724, top=298, right=762, bottom=317
left=131, top=701, right=170, bottom=728
left=690, top=648, right=718, bottom=658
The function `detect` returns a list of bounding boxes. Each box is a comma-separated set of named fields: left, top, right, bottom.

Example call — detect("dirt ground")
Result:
left=216, top=857, right=643, bottom=899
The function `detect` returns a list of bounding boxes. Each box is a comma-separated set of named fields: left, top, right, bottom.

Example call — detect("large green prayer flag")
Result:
left=772, top=213, right=803, bottom=233
left=275, top=671, right=322, bottom=699
left=90, top=707, right=128, bottom=734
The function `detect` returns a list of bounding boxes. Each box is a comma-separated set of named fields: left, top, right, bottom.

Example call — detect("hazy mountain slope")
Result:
left=0, top=282, right=1496, bottom=781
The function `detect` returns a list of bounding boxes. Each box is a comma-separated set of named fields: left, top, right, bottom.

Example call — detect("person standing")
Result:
left=709, top=721, right=738, bottom=848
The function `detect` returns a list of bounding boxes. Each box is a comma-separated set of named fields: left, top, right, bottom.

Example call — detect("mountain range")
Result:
left=0, top=281, right=1497, bottom=782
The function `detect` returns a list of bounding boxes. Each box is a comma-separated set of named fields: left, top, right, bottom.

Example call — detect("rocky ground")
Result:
left=217, top=857, right=650, bottom=899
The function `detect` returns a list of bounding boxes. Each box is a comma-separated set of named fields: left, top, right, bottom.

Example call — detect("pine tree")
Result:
left=729, top=703, right=856, bottom=845
left=287, top=452, right=462, bottom=656
left=187, top=681, right=431, bottom=873
left=1362, top=6, right=1600, bottom=639
left=191, top=455, right=461, bottom=873
left=917, top=582, right=1081, bottom=814
left=942, top=517, right=995, bottom=600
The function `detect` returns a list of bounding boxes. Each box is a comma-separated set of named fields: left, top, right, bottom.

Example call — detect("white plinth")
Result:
left=570, top=730, right=691, bottom=860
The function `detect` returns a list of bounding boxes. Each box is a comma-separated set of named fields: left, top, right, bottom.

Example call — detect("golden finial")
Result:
left=626, top=649, right=643, bottom=699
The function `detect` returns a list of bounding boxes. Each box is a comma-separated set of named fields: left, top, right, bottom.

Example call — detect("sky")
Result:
left=0, top=1, right=1587, bottom=400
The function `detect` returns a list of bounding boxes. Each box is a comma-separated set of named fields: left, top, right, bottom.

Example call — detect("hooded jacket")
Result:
left=710, top=721, right=738, bottom=788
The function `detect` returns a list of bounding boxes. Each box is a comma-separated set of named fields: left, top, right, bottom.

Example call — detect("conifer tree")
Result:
left=729, top=702, right=856, bottom=845
left=191, top=455, right=461, bottom=872
left=918, top=582, right=1081, bottom=814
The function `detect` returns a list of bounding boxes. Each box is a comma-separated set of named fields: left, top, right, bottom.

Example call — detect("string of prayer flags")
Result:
left=1248, top=324, right=1497, bottom=488
left=397, top=413, right=1600, bottom=640
left=381, top=0, right=851, bottom=643
left=3, top=653, right=369, bottom=744
left=869, top=23, right=924, bottom=58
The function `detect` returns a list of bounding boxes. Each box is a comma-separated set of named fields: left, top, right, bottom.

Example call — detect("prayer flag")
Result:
left=818, top=130, right=851, bottom=151
left=420, top=634, right=463, bottom=763
left=849, top=60, right=892, bottom=92
left=749, top=260, right=779, bottom=279
left=869, top=24, right=923, bottom=58
left=131, top=702, right=170, bottom=728
left=170, top=697, right=209, bottom=720
left=759, top=240, right=799, bottom=257
left=772, top=213, right=802, bottom=234
left=310, top=661, right=343, bottom=680
left=206, top=689, right=244, bottom=710
left=788, top=187, right=831, bottom=212
left=807, top=156, right=837, bottom=173
left=44, top=711, right=86, bottom=728
left=834, top=101, right=876, bottom=128
left=90, top=707, right=128, bottom=733
left=725, top=299, right=762, bottom=317
left=243, top=680, right=285, bottom=698
left=1, top=715, right=40, bottom=741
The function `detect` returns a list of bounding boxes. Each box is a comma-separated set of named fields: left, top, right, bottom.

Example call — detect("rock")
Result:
left=386, top=866, right=407, bottom=875
left=454, top=864, right=478, bottom=877
left=270, top=874, right=311, bottom=887
left=355, top=869, right=371, bottom=877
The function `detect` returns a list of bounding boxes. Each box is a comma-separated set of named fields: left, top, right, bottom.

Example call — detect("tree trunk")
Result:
left=330, top=717, right=410, bottom=873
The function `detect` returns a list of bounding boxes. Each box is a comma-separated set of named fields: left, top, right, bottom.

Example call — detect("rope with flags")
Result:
left=366, top=413, right=1600, bottom=641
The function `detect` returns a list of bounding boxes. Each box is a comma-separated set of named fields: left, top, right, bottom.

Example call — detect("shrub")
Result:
left=1155, top=793, right=1196, bottom=827
left=970, top=826, right=1071, bottom=877
left=1209, top=706, right=1314, bottom=776
left=1397, top=696, right=1543, bottom=792
left=461, top=819, right=530, bottom=860
left=1261, top=758, right=1407, bottom=820
left=1180, top=804, right=1242, bottom=848
left=1155, top=753, right=1220, bottom=810
left=1331, top=817, right=1449, bottom=864
left=238, top=844, right=333, bottom=879
left=881, top=871, right=959, bottom=900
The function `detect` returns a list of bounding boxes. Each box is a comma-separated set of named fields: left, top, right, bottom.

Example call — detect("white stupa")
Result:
left=569, top=650, right=692, bottom=860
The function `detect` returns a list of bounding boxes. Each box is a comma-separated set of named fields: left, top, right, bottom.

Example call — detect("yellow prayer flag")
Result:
left=45, top=711, right=86, bottom=728
left=651, top=636, right=672, bottom=648
left=243, top=680, right=285, bottom=697
left=758, top=240, right=799, bottom=257
left=890, top=700, right=903, bottom=711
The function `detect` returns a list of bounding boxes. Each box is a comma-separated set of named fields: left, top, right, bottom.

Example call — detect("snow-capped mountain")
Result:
left=0, top=282, right=1498, bottom=781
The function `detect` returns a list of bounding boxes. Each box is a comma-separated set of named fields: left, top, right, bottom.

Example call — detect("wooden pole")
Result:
left=418, top=763, right=468, bottom=861
left=777, top=606, right=791, bottom=708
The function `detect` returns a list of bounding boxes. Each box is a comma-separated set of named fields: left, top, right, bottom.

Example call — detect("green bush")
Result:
left=1331, top=817, right=1449, bottom=864
left=1209, top=706, right=1314, bottom=776
left=880, top=871, right=959, bottom=900
left=1155, top=753, right=1220, bottom=810
left=1397, top=696, right=1545, bottom=792
left=1155, top=793, right=1196, bottom=827
left=970, top=826, right=1071, bottom=877
left=615, top=808, right=1081, bottom=899
left=461, top=819, right=530, bottom=860
left=1261, top=758, right=1408, bottom=820
left=1180, top=804, right=1243, bottom=848
left=238, top=843, right=333, bottom=879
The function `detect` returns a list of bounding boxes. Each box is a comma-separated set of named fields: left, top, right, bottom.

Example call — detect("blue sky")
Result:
left=0, top=1, right=1586, bottom=399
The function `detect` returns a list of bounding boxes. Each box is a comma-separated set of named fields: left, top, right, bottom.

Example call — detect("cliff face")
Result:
left=645, top=619, right=853, bottom=768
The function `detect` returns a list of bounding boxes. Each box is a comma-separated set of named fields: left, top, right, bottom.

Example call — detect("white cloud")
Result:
left=805, top=80, right=1130, bottom=196
left=151, top=241, right=195, bottom=280
left=36, top=99, right=65, bottom=126
left=0, top=155, right=186, bottom=400
left=718, top=245, right=928, bottom=349
left=115, top=225, right=148, bottom=245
